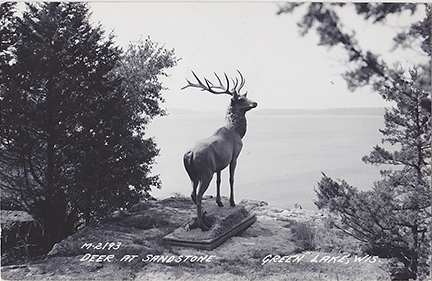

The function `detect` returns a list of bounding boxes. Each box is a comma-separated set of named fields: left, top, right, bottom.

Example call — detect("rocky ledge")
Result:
left=1, top=195, right=390, bottom=281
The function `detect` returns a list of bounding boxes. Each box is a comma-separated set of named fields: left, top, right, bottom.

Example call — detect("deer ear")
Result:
left=242, top=92, right=248, bottom=98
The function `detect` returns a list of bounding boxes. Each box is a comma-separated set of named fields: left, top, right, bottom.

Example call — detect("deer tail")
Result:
left=183, top=150, right=197, bottom=181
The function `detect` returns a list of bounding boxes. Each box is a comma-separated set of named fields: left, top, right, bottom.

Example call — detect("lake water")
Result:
left=146, top=111, right=385, bottom=210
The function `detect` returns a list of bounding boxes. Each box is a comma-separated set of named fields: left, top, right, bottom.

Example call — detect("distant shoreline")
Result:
left=167, top=107, right=385, bottom=116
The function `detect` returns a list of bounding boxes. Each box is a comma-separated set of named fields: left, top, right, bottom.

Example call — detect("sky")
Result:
left=89, top=2, right=427, bottom=111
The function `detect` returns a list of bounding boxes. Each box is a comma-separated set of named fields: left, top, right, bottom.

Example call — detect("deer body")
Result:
left=182, top=71, right=257, bottom=231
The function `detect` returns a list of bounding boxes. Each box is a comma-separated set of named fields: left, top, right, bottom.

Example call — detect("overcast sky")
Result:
left=89, top=2, right=426, bottom=111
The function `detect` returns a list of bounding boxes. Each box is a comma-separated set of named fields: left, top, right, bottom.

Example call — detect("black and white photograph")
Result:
left=1, top=1, right=431, bottom=280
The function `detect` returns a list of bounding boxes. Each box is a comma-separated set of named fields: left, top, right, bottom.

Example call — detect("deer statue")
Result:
left=181, top=70, right=258, bottom=231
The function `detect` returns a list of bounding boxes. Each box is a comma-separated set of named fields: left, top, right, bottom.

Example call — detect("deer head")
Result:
left=230, top=92, right=258, bottom=114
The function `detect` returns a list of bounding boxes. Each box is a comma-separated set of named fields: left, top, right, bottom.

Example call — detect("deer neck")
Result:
left=225, top=107, right=247, bottom=139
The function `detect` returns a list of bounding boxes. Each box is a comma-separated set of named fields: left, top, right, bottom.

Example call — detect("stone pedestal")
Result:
left=163, top=203, right=256, bottom=250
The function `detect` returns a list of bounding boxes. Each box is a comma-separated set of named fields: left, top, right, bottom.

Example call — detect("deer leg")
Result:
left=216, top=171, right=223, bottom=207
left=229, top=160, right=237, bottom=207
left=191, top=180, right=198, bottom=204
left=196, top=178, right=212, bottom=231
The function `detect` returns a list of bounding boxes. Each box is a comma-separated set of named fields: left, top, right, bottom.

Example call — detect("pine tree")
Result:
left=315, top=70, right=431, bottom=279
left=277, top=3, right=431, bottom=93
left=279, top=3, right=431, bottom=279
left=1, top=2, right=178, bottom=253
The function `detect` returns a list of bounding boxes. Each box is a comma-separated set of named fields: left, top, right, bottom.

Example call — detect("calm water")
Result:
left=146, top=111, right=385, bottom=210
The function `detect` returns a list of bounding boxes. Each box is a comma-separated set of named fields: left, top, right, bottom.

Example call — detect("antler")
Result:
left=181, top=70, right=246, bottom=97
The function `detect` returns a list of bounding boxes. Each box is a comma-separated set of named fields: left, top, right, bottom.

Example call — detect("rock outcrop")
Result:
left=1, top=210, right=44, bottom=265
left=1, top=196, right=390, bottom=281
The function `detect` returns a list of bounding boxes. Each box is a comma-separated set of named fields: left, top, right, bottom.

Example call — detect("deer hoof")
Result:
left=201, top=212, right=215, bottom=231
left=200, top=224, right=210, bottom=231
left=217, top=201, right=224, bottom=207
left=199, top=220, right=211, bottom=231
left=230, top=201, right=236, bottom=207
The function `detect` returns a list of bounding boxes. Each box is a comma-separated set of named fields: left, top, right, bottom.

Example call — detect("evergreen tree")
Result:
left=1, top=2, right=18, bottom=69
left=1, top=2, right=178, bottom=253
left=278, top=3, right=431, bottom=280
left=316, top=69, right=431, bottom=279
left=277, top=3, right=431, bottom=93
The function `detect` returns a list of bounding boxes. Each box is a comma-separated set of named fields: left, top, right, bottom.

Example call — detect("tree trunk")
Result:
left=46, top=79, right=55, bottom=196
